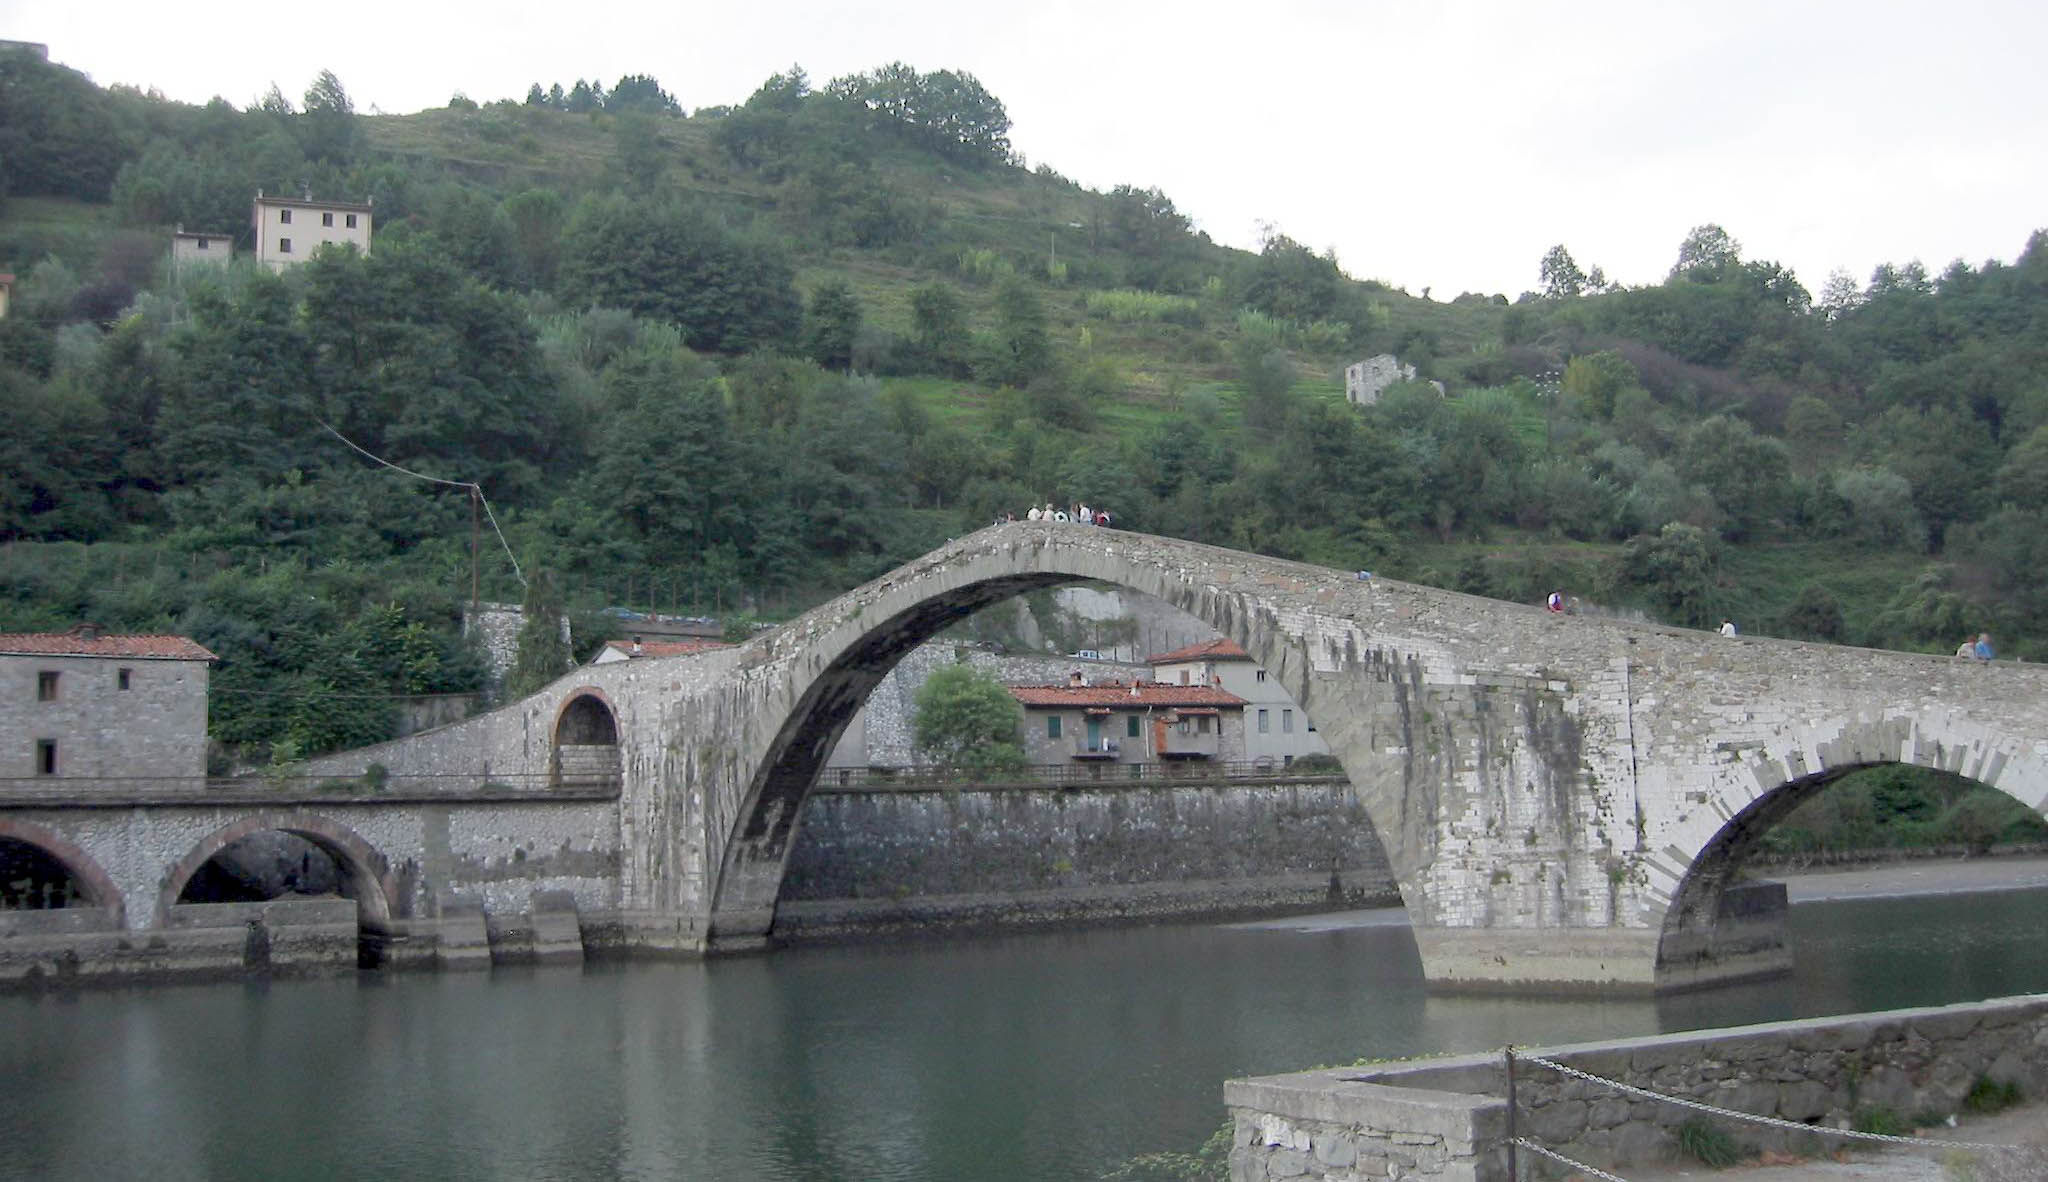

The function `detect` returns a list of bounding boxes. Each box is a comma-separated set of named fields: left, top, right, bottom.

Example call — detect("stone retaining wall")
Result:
left=779, top=780, right=1400, bottom=937
left=1226, top=992, right=2048, bottom=1181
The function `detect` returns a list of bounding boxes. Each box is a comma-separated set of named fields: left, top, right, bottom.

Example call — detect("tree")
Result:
left=1539, top=245, right=1587, bottom=299
left=506, top=570, right=571, bottom=699
left=612, top=113, right=664, bottom=192
left=299, top=70, right=360, bottom=165
left=1671, top=223, right=1741, bottom=283
left=1783, top=583, right=1845, bottom=642
left=605, top=74, right=680, bottom=115
left=912, top=662, right=1026, bottom=776
left=909, top=281, right=970, bottom=376
left=984, top=276, right=1051, bottom=386
left=1676, top=415, right=1791, bottom=539
left=1621, top=522, right=1720, bottom=627
left=1560, top=350, right=1640, bottom=420
left=803, top=280, right=862, bottom=371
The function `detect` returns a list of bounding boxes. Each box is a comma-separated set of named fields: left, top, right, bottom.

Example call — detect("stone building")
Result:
left=1007, top=676, right=1247, bottom=765
left=1149, top=638, right=1330, bottom=766
left=1, top=625, right=216, bottom=781
left=1343, top=353, right=1417, bottom=406
left=171, top=227, right=234, bottom=266
left=252, top=191, right=372, bottom=270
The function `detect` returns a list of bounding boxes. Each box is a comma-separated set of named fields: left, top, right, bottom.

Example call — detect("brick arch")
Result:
left=0, top=817, right=125, bottom=920
left=155, top=810, right=398, bottom=926
left=1650, top=712, right=2048, bottom=982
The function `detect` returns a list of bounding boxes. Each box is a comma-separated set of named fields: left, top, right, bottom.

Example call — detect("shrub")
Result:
left=1853, top=1106, right=1907, bottom=1136
left=1962, top=1076, right=2022, bottom=1115
left=1675, top=1118, right=1743, bottom=1168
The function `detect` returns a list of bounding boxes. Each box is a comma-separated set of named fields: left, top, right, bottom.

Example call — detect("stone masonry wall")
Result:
left=778, top=779, right=1398, bottom=934
left=1227, top=992, right=2048, bottom=1181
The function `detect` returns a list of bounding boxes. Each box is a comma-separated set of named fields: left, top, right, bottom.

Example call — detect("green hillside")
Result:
left=3, top=52, right=2047, bottom=764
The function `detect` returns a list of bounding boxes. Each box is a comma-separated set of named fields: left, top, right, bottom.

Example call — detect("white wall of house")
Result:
left=1152, top=655, right=1331, bottom=765
left=253, top=195, right=372, bottom=270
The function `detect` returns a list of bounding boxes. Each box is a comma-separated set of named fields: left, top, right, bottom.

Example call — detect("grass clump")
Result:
left=1675, top=1117, right=1744, bottom=1167
left=1962, top=1075, right=2023, bottom=1115
left=1852, top=1106, right=1908, bottom=1136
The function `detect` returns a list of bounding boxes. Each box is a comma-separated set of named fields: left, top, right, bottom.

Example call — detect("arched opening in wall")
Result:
left=730, top=578, right=1410, bottom=952
left=1655, top=761, right=2048, bottom=997
left=169, top=821, right=395, bottom=968
left=0, top=837, right=93, bottom=910
left=178, top=832, right=353, bottom=906
left=552, top=692, right=621, bottom=788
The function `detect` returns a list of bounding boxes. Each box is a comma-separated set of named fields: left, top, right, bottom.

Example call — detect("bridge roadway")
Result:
left=7, top=522, right=2047, bottom=991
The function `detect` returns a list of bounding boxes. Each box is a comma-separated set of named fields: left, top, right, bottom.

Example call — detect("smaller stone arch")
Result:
left=552, top=688, right=622, bottom=788
left=156, top=811, right=397, bottom=927
left=1651, top=711, right=2048, bottom=988
left=0, top=818, right=125, bottom=922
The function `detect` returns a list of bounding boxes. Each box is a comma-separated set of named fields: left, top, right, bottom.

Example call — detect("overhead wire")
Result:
left=313, top=417, right=526, bottom=588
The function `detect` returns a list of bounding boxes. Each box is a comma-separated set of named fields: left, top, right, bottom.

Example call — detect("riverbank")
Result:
left=1767, top=853, right=2048, bottom=903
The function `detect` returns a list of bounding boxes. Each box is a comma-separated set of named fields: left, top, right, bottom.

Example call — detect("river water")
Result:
left=3, top=884, right=2045, bottom=1182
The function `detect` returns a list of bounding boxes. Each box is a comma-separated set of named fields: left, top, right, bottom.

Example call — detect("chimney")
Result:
left=1068, top=670, right=1084, bottom=687
left=75, top=622, right=101, bottom=640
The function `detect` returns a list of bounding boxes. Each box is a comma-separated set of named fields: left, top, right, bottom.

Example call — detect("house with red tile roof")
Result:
left=1007, top=674, right=1247, bottom=764
left=1148, top=636, right=1331, bottom=766
left=590, top=638, right=731, bottom=664
left=2, top=624, right=216, bottom=781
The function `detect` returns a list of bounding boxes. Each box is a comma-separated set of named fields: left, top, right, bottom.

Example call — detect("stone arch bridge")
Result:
left=8, top=523, right=2046, bottom=992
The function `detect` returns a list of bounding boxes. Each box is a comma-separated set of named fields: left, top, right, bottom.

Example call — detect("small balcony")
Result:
left=1157, top=731, right=1219, bottom=759
left=1069, top=738, right=1122, bottom=761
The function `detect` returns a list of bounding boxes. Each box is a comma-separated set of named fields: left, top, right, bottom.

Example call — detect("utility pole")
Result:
left=470, top=486, right=481, bottom=617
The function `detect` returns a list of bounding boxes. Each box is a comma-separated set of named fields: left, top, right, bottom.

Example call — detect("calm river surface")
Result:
left=3, top=885, right=2045, bottom=1182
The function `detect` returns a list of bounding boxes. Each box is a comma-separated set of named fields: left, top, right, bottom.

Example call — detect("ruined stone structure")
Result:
left=5, top=523, right=2047, bottom=990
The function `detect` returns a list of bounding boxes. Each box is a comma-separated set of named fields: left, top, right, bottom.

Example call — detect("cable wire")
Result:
left=314, top=418, right=526, bottom=589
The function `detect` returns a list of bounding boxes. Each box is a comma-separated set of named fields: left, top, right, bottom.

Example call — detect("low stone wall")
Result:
left=1226, top=992, right=2048, bottom=1181
left=779, top=780, right=1399, bottom=938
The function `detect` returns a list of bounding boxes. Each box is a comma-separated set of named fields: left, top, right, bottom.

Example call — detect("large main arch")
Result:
left=699, top=526, right=1583, bottom=953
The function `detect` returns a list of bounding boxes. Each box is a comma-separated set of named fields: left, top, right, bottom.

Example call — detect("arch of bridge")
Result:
left=1651, top=709, right=2048, bottom=967
left=154, top=809, right=400, bottom=926
left=0, top=816, right=126, bottom=919
left=699, top=524, right=1523, bottom=928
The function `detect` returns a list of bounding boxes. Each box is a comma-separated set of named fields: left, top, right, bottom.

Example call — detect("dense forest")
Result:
left=3, top=50, right=2048, bottom=776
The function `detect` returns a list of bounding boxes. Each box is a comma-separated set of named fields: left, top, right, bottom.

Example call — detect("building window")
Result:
left=345, top=213, right=357, bottom=228
left=322, top=211, right=334, bottom=227
left=118, top=668, right=132, bottom=691
left=1047, top=716, right=1061, bottom=739
left=1178, top=670, right=1189, bottom=685
left=1256, top=670, right=1268, bottom=682
left=37, top=671, right=58, bottom=701
left=279, top=209, right=292, bottom=224
left=36, top=740, right=56, bottom=776
left=1126, top=715, right=1140, bottom=738
left=279, top=238, right=293, bottom=253
left=196, top=238, right=209, bottom=250
left=1257, top=708, right=1270, bottom=734
left=1282, top=709, right=1294, bottom=734
left=1197, top=716, right=1211, bottom=734
left=1307, top=719, right=1317, bottom=732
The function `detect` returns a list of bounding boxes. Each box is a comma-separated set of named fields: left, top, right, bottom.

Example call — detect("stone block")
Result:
left=1311, top=1132, right=1356, bottom=1168
left=1524, top=1098, right=1588, bottom=1142
left=1610, top=1121, right=1671, bottom=1165
left=1586, top=1097, right=1631, bottom=1129
left=1776, top=1080, right=1833, bottom=1122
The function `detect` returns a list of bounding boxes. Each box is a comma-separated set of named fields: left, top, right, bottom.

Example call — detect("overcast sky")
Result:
left=12, top=0, right=2045, bottom=298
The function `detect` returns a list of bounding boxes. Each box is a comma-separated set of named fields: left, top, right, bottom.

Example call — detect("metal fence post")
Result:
left=1504, top=1044, right=1519, bottom=1181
